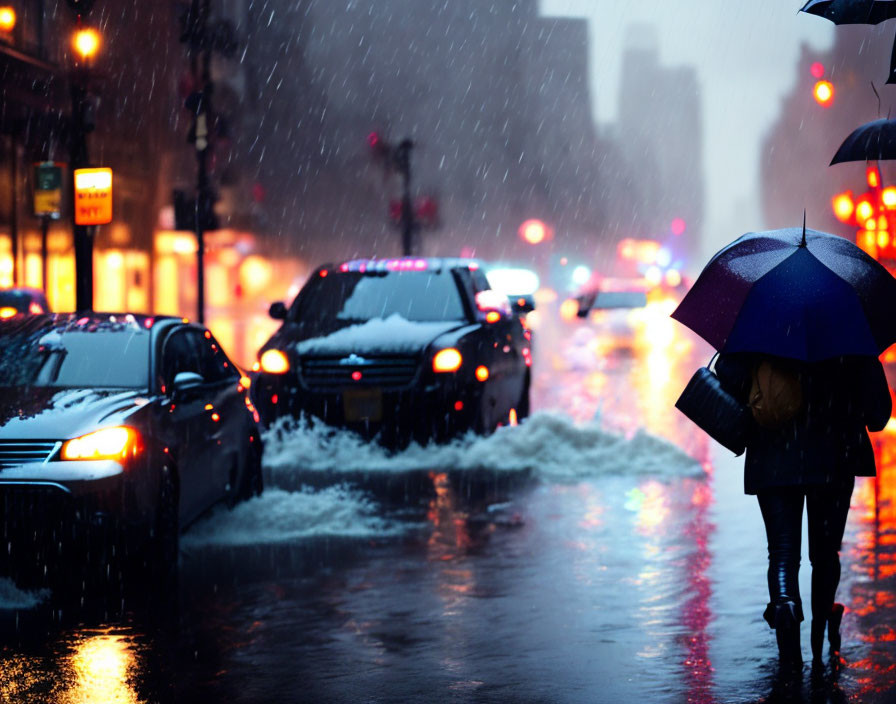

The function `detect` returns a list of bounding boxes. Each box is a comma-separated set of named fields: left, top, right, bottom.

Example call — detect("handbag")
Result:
left=675, top=355, right=750, bottom=456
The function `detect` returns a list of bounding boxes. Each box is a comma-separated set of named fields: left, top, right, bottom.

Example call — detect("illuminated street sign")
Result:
left=33, top=162, right=63, bottom=219
left=74, top=167, right=113, bottom=225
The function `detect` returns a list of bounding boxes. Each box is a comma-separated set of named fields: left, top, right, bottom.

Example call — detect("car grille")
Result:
left=0, top=441, right=59, bottom=470
left=300, top=355, right=420, bottom=390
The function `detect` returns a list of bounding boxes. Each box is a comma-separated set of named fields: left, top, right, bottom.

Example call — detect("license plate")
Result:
left=343, top=388, right=383, bottom=422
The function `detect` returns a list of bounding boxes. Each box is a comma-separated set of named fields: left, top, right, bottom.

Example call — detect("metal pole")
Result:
left=71, top=79, right=93, bottom=311
left=192, top=0, right=211, bottom=324
left=395, top=138, right=414, bottom=256
left=41, top=216, right=49, bottom=295
left=9, top=139, right=19, bottom=286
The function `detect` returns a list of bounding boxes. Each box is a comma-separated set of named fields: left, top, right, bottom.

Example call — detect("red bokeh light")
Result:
left=810, top=61, right=825, bottom=79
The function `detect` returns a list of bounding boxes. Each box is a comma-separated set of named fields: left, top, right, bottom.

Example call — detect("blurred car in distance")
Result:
left=0, top=287, right=50, bottom=318
left=252, top=257, right=533, bottom=446
left=0, top=313, right=263, bottom=583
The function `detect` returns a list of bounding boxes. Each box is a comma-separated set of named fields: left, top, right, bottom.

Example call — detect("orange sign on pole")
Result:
left=74, top=167, right=113, bottom=225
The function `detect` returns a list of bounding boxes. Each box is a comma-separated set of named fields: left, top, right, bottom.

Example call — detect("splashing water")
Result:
left=262, top=411, right=703, bottom=484
left=182, top=485, right=407, bottom=548
left=0, top=578, right=49, bottom=610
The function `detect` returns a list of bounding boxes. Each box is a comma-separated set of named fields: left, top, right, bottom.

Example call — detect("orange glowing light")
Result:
left=813, top=80, right=833, bottom=106
left=0, top=306, right=17, bottom=318
left=259, top=349, right=289, bottom=374
left=475, top=365, right=489, bottom=382
left=519, top=219, right=548, bottom=245
left=0, top=7, right=15, bottom=33
left=485, top=311, right=501, bottom=324
left=868, top=166, right=881, bottom=188
left=211, top=412, right=220, bottom=422
left=879, top=231, right=890, bottom=248
left=884, top=188, right=896, bottom=208
left=509, top=408, right=518, bottom=426
left=857, top=200, right=874, bottom=222
left=433, top=348, right=463, bottom=373
left=73, top=28, right=100, bottom=60
left=832, top=192, right=854, bottom=222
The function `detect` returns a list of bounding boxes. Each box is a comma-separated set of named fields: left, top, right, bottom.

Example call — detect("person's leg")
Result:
left=758, top=487, right=805, bottom=665
left=807, top=478, right=854, bottom=662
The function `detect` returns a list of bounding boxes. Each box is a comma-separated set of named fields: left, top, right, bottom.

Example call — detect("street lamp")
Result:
left=68, top=16, right=101, bottom=311
left=73, top=27, right=100, bottom=60
left=519, top=219, right=550, bottom=245
left=0, top=6, right=15, bottom=35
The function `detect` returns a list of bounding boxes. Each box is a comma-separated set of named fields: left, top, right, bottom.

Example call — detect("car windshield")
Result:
left=290, top=270, right=466, bottom=335
left=0, top=320, right=149, bottom=389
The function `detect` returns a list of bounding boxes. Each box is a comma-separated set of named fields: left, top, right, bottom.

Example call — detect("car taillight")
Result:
left=0, top=307, right=17, bottom=318
left=61, top=427, right=142, bottom=461
left=260, top=349, right=290, bottom=374
left=432, top=348, right=463, bottom=373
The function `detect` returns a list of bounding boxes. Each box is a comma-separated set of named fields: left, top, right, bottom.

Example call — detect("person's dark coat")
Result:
left=715, top=353, right=892, bottom=495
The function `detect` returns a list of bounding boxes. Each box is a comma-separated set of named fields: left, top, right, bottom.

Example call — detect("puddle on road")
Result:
left=180, top=411, right=703, bottom=549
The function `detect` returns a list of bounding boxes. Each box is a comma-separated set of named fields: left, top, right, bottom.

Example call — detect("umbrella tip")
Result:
left=801, top=210, right=807, bottom=247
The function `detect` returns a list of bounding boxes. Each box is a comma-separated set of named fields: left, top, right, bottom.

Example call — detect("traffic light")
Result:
left=813, top=80, right=834, bottom=107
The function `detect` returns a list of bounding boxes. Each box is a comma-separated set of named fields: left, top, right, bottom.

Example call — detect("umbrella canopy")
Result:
left=801, top=0, right=896, bottom=24
left=671, top=227, right=896, bottom=361
left=830, top=118, right=896, bottom=163
left=801, top=1, right=896, bottom=82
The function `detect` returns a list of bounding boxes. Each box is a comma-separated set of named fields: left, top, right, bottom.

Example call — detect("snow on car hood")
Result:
left=295, top=314, right=467, bottom=356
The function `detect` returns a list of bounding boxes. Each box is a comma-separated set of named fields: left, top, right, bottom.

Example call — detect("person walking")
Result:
left=713, top=352, right=891, bottom=667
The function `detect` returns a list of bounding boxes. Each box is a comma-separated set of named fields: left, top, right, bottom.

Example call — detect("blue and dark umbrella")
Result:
left=830, top=117, right=896, bottom=163
left=801, top=0, right=896, bottom=83
left=671, top=226, right=896, bottom=361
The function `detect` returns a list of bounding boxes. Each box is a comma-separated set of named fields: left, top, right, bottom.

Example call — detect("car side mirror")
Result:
left=172, top=371, right=204, bottom=395
left=269, top=301, right=288, bottom=320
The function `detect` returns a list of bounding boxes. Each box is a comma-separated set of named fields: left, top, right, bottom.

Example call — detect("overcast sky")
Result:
left=541, top=0, right=834, bottom=260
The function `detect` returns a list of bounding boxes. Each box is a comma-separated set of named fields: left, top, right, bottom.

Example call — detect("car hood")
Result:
left=292, top=315, right=469, bottom=357
left=0, top=387, right=149, bottom=441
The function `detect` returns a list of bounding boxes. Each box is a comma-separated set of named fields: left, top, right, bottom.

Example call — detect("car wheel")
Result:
left=236, top=436, right=263, bottom=502
left=150, top=465, right=179, bottom=582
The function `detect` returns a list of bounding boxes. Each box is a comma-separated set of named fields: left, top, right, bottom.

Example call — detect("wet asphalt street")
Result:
left=3, top=304, right=896, bottom=703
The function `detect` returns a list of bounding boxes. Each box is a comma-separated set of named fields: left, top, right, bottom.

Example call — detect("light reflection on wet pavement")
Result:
left=3, top=304, right=896, bottom=702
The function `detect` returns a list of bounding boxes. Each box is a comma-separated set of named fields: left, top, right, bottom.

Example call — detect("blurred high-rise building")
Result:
left=616, top=24, right=705, bottom=265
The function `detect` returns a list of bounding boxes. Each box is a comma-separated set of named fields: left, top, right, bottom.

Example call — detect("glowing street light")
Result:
left=519, top=219, right=549, bottom=245
left=0, top=6, right=16, bottom=34
left=73, top=27, right=100, bottom=61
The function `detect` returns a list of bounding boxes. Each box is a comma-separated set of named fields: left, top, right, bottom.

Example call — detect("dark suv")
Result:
left=252, top=258, right=532, bottom=444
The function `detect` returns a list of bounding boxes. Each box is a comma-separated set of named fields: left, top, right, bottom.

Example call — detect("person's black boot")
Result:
left=828, top=602, right=844, bottom=655
left=771, top=601, right=804, bottom=669
left=810, top=617, right=826, bottom=664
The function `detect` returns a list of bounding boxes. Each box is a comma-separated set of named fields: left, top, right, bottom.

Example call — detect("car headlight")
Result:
left=61, top=427, right=142, bottom=461
left=432, top=348, right=463, bottom=373
left=260, top=349, right=290, bottom=374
